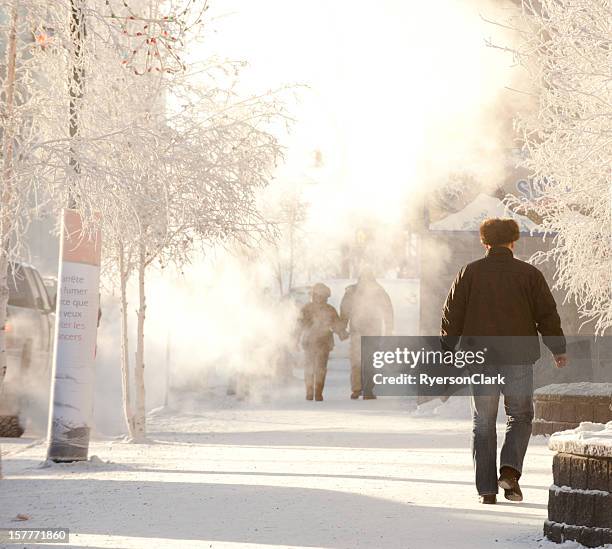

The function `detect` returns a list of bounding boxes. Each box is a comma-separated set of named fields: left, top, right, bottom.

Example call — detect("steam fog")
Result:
left=22, top=0, right=528, bottom=436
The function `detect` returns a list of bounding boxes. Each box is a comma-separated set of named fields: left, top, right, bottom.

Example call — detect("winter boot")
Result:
left=479, top=494, right=497, bottom=504
left=306, top=387, right=314, bottom=401
left=314, top=384, right=324, bottom=401
left=350, top=391, right=361, bottom=400
left=363, top=394, right=377, bottom=400
left=498, top=466, right=523, bottom=502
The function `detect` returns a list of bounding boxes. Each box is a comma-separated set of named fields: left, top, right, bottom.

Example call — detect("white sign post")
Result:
left=47, top=209, right=101, bottom=462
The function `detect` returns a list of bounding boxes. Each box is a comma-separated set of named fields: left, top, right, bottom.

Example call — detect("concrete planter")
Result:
left=533, top=383, right=612, bottom=436
left=545, top=422, right=612, bottom=547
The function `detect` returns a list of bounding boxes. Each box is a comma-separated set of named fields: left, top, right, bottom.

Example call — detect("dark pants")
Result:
left=349, top=332, right=378, bottom=396
left=470, top=364, right=534, bottom=495
left=349, top=335, right=362, bottom=394
left=304, top=346, right=330, bottom=397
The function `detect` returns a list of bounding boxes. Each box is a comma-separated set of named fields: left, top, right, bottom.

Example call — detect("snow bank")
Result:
left=549, top=421, right=612, bottom=457
left=429, top=193, right=538, bottom=232
left=535, top=382, right=612, bottom=398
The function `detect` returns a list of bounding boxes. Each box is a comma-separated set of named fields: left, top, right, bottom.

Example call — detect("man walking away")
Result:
left=441, top=218, right=567, bottom=505
left=340, top=267, right=394, bottom=400
left=298, top=283, right=345, bottom=401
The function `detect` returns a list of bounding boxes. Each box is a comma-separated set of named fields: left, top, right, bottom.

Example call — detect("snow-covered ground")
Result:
left=0, top=359, right=592, bottom=549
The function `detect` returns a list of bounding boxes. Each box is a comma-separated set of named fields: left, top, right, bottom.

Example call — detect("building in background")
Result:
left=417, top=154, right=610, bottom=386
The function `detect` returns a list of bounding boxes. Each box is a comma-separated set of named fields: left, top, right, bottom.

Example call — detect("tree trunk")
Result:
left=0, top=0, right=20, bottom=480
left=287, top=222, right=294, bottom=294
left=132, top=241, right=147, bottom=441
left=276, top=258, right=284, bottom=296
left=118, top=242, right=135, bottom=439
left=68, top=0, right=85, bottom=202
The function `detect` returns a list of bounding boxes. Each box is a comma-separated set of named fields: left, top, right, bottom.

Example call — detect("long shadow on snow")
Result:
left=35, top=463, right=547, bottom=492
left=0, top=477, right=545, bottom=549
left=146, top=428, right=472, bottom=450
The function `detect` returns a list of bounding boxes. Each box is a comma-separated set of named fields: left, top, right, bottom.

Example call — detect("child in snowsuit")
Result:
left=298, top=283, right=346, bottom=401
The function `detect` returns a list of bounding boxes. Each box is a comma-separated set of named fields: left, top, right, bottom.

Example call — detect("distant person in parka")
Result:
left=440, top=218, right=567, bottom=505
left=297, top=283, right=346, bottom=401
left=340, top=267, right=394, bottom=400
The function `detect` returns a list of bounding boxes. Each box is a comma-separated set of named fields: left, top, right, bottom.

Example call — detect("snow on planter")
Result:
left=545, top=421, right=612, bottom=547
left=533, top=383, right=612, bottom=436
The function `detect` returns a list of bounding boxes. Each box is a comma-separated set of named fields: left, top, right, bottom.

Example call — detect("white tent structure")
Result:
left=428, top=193, right=539, bottom=233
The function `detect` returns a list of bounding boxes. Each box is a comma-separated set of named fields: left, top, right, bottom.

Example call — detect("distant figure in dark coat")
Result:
left=298, top=283, right=345, bottom=401
left=340, top=267, right=393, bottom=400
left=441, top=218, right=567, bottom=505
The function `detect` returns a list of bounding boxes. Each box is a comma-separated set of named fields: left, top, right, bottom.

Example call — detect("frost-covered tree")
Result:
left=100, top=77, right=286, bottom=440
left=264, top=183, right=308, bottom=295
left=0, top=0, right=83, bottom=477
left=88, top=19, right=288, bottom=437
left=0, top=0, right=210, bottom=468
left=0, top=0, right=287, bottom=454
left=509, top=0, right=611, bottom=334
left=0, top=2, right=68, bottom=391
left=54, top=0, right=210, bottom=441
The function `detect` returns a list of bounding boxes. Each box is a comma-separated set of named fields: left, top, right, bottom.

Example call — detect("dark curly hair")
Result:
left=479, top=218, right=520, bottom=246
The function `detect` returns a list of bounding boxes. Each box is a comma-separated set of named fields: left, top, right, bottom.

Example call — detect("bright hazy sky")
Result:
left=196, top=0, right=516, bottom=224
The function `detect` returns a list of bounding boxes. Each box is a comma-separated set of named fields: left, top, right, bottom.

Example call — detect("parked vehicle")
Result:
left=42, top=276, right=58, bottom=310
left=0, top=262, right=55, bottom=437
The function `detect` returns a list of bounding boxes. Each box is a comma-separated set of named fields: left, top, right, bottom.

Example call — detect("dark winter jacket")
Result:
left=299, top=302, right=343, bottom=351
left=340, top=281, right=394, bottom=336
left=441, top=246, right=566, bottom=364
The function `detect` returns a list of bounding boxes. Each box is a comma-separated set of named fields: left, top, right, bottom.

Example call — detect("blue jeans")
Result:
left=470, top=364, right=534, bottom=495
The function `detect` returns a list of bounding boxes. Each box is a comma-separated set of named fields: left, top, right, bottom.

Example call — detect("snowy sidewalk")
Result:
left=0, top=366, right=567, bottom=549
